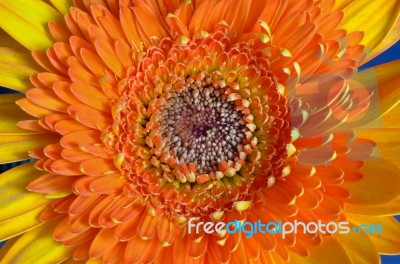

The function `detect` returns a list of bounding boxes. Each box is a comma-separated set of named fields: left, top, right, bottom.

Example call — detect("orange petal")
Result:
left=80, top=158, right=117, bottom=176
left=89, top=227, right=119, bottom=259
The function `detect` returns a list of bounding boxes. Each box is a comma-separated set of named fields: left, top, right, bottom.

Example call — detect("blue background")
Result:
left=0, top=43, right=399, bottom=262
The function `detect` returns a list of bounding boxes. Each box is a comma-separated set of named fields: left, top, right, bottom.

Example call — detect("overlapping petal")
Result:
left=0, top=0, right=399, bottom=263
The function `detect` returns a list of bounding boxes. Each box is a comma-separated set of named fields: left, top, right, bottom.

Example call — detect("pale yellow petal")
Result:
left=0, top=0, right=61, bottom=51
left=340, top=0, right=400, bottom=62
left=0, top=204, right=45, bottom=241
left=347, top=214, right=400, bottom=254
left=0, top=162, right=52, bottom=223
left=0, top=222, right=72, bottom=264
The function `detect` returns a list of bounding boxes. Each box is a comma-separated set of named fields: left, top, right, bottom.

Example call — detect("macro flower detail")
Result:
left=0, top=0, right=399, bottom=264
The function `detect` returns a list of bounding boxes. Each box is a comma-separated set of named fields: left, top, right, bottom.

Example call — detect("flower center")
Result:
left=104, top=27, right=292, bottom=221
left=156, top=79, right=246, bottom=174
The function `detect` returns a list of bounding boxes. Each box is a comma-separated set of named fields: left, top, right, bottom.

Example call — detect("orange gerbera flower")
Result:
left=0, top=0, right=399, bottom=263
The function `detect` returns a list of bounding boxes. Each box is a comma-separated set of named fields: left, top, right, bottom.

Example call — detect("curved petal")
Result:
left=0, top=0, right=61, bottom=51
left=0, top=28, right=26, bottom=50
left=345, top=196, right=400, bottom=216
left=349, top=59, right=400, bottom=128
left=334, top=0, right=354, bottom=11
left=335, top=227, right=380, bottom=264
left=373, top=59, right=400, bottom=117
left=287, top=237, right=352, bottom=264
left=340, top=0, right=400, bottom=62
left=0, top=94, right=39, bottom=135
left=342, top=159, right=400, bottom=205
left=0, top=48, right=42, bottom=92
left=0, top=204, right=45, bottom=241
left=0, top=222, right=72, bottom=263
left=0, top=162, right=53, bottom=223
left=357, top=129, right=400, bottom=167
left=0, top=134, right=57, bottom=163
left=48, top=0, right=73, bottom=15
left=347, top=214, right=400, bottom=254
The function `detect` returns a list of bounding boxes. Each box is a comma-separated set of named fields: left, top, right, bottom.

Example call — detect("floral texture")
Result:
left=0, top=0, right=399, bottom=263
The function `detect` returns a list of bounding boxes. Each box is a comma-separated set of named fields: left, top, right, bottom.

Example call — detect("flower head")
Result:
left=0, top=0, right=399, bottom=263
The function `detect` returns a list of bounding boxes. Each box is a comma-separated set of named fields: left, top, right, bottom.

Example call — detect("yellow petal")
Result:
left=367, top=19, right=399, bottom=63
left=334, top=0, right=354, bottom=11
left=0, top=162, right=52, bottom=223
left=0, top=0, right=61, bottom=51
left=0, top=94, right=39, bottom=134
left=86, top=259, right=103, bottom=264
left=0, top=134, right=57, bottom=163
left=287, top=237, right=352, bottom=264
left=0, top=237, right=19, bottom=260
left=342, top=159, right=400, bottom=205
left=347, top=214, right=400, bottom=254
left=357, top=129, right=400, bottom=167
left=340, top=0, right=400, bottom=62
left=0, top=48, right=42, bottom=92
left=335, top=224, right=380, bottom=264
left=352, top=59, right=400, bottom=129
left=372, top=60, right=400, bottom=117
left=373, top=59, right=400, bottom=117
left=48, top=0, right=73, bottom=15
left=0, top=222, right=71, bottom=264
left=345, top=196, right=400, bottom=216
left=381, top=100, right=400, bottom=129
left=0, top=204, right=45, bottom=241
left=0, top=28, right=26, bottom=50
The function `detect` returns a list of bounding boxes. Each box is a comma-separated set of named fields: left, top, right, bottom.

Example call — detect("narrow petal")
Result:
left=0, top=134, right=57, bottom=163
left=354, top=59, right=400, bottom=127
left=343, top=159, right=400, bottom=205
left=0, top=94, right=39, bottom=135
left=345, top=196, right=400, bottom=216
left=0, top=48, right=41, bottom=92
left=334, top=229, right=380, bottom=264
left=0, top=163, right=52, bottom=223
left=357, top=129, right=400, bottom=167
left=68, top=104, right=112, bottom=130
left=0, top=0, right=61, bottom=50
left=89, top=227, right=119, bottom=259
left=334, top=0, right=354, bottom=11
left=0, top=28, right=26, bottom=49
left=80, top=158, right=117, bottom=177
left=347, top=214, right=400, bottom=254
left=48, top=0, right=73, bottom=15
left=340, top=0, right=400, bottom=62
left=0, top=223, right=72, bottom=263
left=288, top=237, right=352, bottom=263
left=0, top=205, right=46, bottom=241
